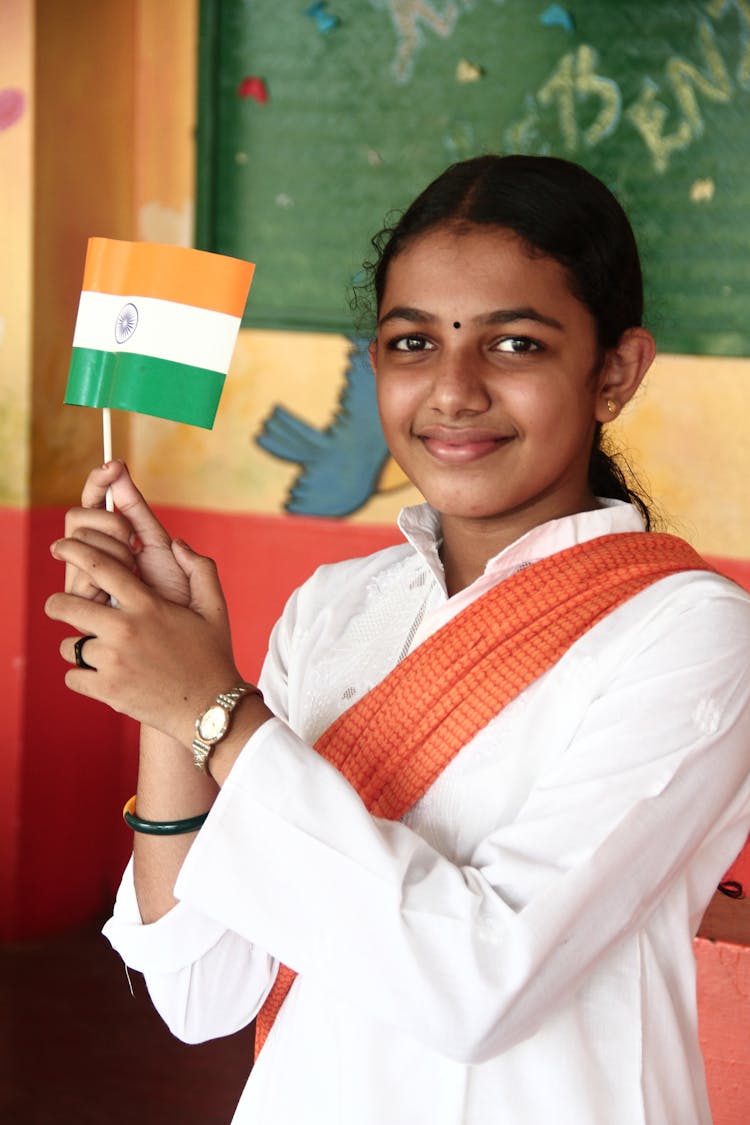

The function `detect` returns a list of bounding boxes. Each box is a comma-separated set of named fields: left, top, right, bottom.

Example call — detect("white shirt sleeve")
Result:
left=101, top=856, right=278, bottom=1044
left=173, top=577, right=750, bottom=1063
left=99, top=587, right=306, bottom=1044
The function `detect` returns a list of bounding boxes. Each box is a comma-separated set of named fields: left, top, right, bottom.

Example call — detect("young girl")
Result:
left=47, top=155, right=750, bottom=1124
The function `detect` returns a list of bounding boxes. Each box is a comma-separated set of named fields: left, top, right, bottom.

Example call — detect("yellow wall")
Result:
left=613, top=354, right=750, bottom=558
left=0, top=0, right=34, bottom=506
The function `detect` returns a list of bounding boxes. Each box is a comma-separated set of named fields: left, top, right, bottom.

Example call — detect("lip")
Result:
left=417, top=426, right=515, bottom=464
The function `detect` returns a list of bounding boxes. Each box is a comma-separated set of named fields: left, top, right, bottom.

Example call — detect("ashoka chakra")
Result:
left=115, top=302, right=139, bottom=343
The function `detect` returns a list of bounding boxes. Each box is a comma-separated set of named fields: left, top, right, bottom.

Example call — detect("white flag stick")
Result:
left=102, top=407, right=114, bottom=512
left=101, top=406, right=119, bottom=606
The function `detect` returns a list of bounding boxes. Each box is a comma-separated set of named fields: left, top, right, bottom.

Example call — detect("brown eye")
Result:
left=495, top=336, right=541, bottom=354
left=391, top=335, right=432, bottom=352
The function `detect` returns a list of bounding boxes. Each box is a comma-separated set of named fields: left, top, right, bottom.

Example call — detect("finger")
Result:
left=79, top=460, right=129, bottom=510
left=62, top=661, right=108, bottom=704
left=61, top=634, right=98, bottom=671
left=70, top=526, right=138, bottom=564
left=66, top=528, right=139, bottom=600
left=45, top=589, right=112, bottom=638
left=97, top=463, right=173, bottom=550
left=50, top=539, right=151, bottom=611
left=172, top=539, right=230, bottom=626
left=64, top=505, right=137, bottom=596
left=67, top=471, right=138, bottom=599
left=65, top=505, right=135, bottom=546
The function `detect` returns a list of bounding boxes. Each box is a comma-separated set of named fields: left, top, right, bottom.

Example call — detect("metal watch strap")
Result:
left=191, top=683, right=258, bottom=772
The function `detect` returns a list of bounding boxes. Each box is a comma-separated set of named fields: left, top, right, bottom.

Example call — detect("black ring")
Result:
left=74, top=634, right=97, bottom=670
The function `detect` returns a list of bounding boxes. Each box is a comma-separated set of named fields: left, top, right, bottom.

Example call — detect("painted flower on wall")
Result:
left=0, top=88, right=26, bottom=131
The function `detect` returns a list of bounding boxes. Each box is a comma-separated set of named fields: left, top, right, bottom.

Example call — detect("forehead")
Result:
left=380, top=225, right=584, bottom=321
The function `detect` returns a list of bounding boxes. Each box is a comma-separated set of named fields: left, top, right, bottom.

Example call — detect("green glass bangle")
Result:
left=122, top=795, right=209, bottom=836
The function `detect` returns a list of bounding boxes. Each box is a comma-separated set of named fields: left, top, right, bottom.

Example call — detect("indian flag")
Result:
left=65, top=238, right=255, bottom=428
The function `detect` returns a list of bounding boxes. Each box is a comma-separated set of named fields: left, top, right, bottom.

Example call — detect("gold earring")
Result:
left=606, top=399, right=618, bottom=415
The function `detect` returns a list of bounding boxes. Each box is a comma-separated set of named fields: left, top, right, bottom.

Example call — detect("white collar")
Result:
left=397, top=500, right=646, bottom=601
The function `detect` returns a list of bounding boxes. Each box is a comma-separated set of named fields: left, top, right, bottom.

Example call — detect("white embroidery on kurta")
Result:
left=692, top=696, right=721, bottom=735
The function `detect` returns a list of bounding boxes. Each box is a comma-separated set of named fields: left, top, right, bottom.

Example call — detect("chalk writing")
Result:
left=377, top=0, right=463, bottom=84
left=505, top=4, right=749, bottom=174
left=627, top=17, right=731, bottom=172
left=708, top=0, right=750, bottom=86
left=376, top=0, right=506, bottom=83
left=537, top=45, right=621, bottom=151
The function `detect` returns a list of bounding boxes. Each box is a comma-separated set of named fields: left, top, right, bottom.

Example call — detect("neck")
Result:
left=439, top=494, right=601, bottom=596
left=439, top=529, right=495, bottom=596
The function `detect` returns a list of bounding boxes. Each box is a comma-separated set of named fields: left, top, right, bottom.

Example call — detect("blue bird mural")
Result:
left=255, top=337, right=393, bottom=517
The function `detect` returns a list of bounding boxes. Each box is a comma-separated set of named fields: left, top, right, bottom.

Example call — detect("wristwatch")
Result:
left=191, top=683, right=260, bottom=772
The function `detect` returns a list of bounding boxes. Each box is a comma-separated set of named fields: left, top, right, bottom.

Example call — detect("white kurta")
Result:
left=103, top=502, right=750, bottom=1125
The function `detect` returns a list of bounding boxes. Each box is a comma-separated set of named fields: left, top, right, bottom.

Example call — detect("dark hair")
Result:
left=358, top=154, right=655, bottom=527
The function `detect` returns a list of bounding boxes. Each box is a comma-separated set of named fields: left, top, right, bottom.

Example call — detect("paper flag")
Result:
left=305, top=1, right=339, bottom=33
left=65, top=239, right=255, bottom=429
left=539, top=5, right=575, bottom=32
left=238, top=76, right=269, bottom=104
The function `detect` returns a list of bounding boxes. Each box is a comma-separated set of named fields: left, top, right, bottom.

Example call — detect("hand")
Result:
left=65, top=462, right=190, bottom=606
left=46, top=536, right=243, bottom=745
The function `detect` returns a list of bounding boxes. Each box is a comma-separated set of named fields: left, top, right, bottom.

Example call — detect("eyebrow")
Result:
left=378, top=305, right=564, bottom=330
left=482, top=307, right=564, bottom=331
left=378, top=305, right=434, bottom=327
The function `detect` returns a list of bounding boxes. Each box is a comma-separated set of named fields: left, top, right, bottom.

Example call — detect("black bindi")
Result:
left=453, top=321, right=461, bottom=329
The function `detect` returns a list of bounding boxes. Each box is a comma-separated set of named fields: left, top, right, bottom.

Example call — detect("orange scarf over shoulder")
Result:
left=254, top=531, right=712, bottom=1056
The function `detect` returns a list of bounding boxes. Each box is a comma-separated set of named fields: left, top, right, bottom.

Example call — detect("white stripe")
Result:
left=72, top=291, right=241, bottom=372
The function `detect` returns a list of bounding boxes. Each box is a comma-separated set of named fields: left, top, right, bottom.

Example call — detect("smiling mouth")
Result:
left=418, top=429, right=514, bottom=464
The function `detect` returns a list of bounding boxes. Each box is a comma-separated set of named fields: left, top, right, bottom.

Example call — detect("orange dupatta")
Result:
left=254, top=531, right=712, bottom=1056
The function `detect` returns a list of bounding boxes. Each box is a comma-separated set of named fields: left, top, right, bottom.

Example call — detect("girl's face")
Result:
left=370, top=224, right=619, bottom=544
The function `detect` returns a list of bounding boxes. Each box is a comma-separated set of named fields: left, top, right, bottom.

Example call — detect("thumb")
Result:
left=171, top=539, right=230, bottom=625
left=91, top=462, right=171, bottom=549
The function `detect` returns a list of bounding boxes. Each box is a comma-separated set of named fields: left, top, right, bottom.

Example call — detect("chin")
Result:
left=427, top=496, right=510, bottom=521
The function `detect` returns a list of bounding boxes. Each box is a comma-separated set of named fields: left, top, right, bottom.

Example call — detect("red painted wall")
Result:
left=1, top=503, right=402, bottom=938
left=0, top=507, right=27, bottom=934
left=2, top=507, right=136, bottom=939
left=697, top=937, right=750, bottom=1125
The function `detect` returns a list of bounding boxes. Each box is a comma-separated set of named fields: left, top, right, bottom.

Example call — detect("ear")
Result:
left=594, top=327, right=656, bottom=424
left=367, top=339, right=378, bottom=376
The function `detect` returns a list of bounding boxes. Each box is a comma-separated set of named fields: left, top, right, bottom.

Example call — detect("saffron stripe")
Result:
left=65, top=348, right=226, bottom=429
left=81, top=238, right=255, bottom=317
left=72, top=291, right=241, bottom=373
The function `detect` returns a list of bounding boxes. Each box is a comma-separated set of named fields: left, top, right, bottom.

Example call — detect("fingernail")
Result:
left=173, top=537, right=192, bottom=552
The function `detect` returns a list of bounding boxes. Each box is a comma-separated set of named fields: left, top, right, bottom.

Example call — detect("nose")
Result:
left=427, top=348, right=491, bottom=416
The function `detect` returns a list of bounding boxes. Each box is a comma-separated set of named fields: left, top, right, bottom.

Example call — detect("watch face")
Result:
left=198, top=704, right=229, bottom=742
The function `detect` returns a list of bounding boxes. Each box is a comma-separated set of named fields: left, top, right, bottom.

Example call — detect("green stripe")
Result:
left=65, top=348, right=225, bottom=429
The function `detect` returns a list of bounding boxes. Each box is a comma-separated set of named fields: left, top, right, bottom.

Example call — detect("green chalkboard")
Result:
left=197, top=0, right=750, bottom=355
